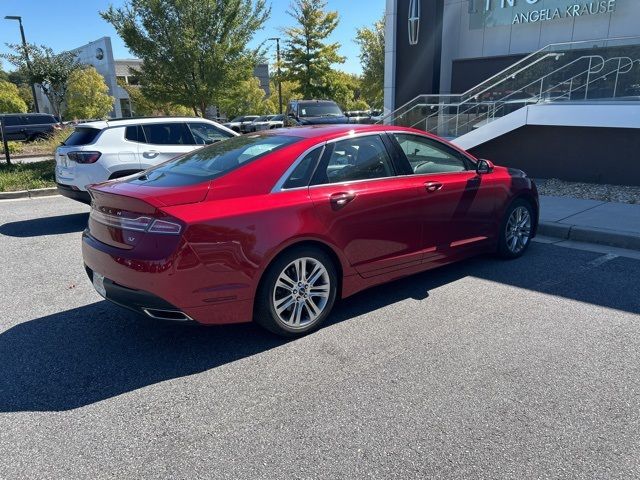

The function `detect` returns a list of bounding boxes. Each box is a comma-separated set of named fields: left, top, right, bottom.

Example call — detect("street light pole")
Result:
left=5, top=16, right=40, bottom=113
left=268, top=37, right=283, bottom=114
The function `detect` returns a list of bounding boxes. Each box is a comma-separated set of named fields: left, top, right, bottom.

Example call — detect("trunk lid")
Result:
left=87, top=178, right=209, bottom=250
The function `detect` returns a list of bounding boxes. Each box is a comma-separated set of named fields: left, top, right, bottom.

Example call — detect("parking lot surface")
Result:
left=1, top=196, right=640, bottom=479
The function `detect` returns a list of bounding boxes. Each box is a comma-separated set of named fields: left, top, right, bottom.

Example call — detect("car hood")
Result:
left=297, top=116, right=349, bottom=125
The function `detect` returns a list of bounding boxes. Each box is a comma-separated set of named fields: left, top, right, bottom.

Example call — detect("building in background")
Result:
left=384, top=0, right=638, bottom=113
left=35, top=37, right=270, bottom=119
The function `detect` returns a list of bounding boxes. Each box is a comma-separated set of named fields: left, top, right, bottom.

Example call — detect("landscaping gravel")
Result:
left=536, top=178, right=640, bottom=205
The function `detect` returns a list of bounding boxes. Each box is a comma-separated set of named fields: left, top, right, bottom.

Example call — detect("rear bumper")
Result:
left=82, top=230, right=254, bottom=325
left=85, top=265, right=196, bottom=322
left=57, top=183, right=92, bottom=204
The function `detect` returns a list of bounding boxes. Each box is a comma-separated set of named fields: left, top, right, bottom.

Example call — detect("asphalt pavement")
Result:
left=1, top=196, right=640, bottom=479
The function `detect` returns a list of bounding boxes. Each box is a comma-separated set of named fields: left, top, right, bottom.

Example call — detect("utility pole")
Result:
left=0, top=116, right=11, bottom=165
left=5, top=16, right=40, bottom=113
left=268, top=37, right=283, bottom=114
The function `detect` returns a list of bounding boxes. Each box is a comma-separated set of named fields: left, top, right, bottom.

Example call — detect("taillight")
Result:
left=68, top=151, right=101, bottom=164
left=147, top=219, right=182, bottom=235
left=90, top=206, right=182, bottom=235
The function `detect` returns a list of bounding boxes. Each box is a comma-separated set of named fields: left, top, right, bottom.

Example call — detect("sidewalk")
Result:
left=538, top=195, right=640, bottom=251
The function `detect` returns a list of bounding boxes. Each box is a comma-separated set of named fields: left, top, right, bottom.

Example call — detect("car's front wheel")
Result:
left=255, top=247, right=338, bottom=337
left=497, top=199, right=534, bottom=259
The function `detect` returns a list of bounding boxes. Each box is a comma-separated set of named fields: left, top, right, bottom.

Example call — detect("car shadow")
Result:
left=0, top=212, right=89, bottom=237
left=1, top=243, right=638, bottom=412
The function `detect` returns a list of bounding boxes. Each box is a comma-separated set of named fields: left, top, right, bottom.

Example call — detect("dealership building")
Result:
left=383, top=0, right=640, bottom=185
left=35, top=37, right=270, bottom=119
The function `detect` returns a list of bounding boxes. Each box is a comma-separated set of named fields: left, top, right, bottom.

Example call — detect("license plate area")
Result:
left=93, top=272, right=107, bottom=298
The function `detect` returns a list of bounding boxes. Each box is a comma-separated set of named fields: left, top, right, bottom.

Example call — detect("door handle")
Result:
left=329, top=192, right=356, bottom=209
left=424, top=182, right=443, bottom=193
left=143, top=150, right=159, bottom=159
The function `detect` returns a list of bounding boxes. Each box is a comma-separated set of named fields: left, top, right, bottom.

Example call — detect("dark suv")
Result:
left=0, top=113, right=60, bottom=141
left=284, top=100, right=348, bottom=126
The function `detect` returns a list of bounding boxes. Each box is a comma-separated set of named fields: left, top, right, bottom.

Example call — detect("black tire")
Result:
left=497, top=198, right=534, bottom=259
left=254, top=246, right=338, bottom=337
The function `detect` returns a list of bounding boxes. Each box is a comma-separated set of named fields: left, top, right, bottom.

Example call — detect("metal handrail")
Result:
left=380, top=34, right=640, bottom=126
left=436, top=55, right=636, bottom=136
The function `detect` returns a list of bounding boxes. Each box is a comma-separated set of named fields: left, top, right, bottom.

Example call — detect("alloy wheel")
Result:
left=272, top=257, right=331, bottom=329
left=505, top=206, right=532, bottom=254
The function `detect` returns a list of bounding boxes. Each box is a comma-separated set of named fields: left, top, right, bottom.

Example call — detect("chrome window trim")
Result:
left=271, top=143, right=326, bottom=193
left=271, top=130, right=479, bottom=193
left=388, top=130, right=478, bottom=167
left=271, top=131, right=389, bottom=193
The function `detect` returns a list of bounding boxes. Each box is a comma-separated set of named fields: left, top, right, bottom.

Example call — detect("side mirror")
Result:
left=476, top=159, right=494, bottom=174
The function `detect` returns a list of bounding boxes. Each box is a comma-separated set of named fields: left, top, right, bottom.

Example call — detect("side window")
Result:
left=4, top=116, right=23, bottom=126
left=188, top=122, right=231, bottom=145
left=393, top=133, right=468, bottom=174
left=125, top=125, right=143, bottom=142
left=141, top=123, right=193, bottom=145
left=282, top=147, right=323, bottom=189
left=313, top=135, right=394, bottom=185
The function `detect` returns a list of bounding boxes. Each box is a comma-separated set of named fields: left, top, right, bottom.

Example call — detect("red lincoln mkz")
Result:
left=82, top=125, right=538, bottom=337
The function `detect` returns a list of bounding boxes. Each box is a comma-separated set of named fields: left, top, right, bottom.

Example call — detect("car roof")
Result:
left=74, top=116, right=222, bottom=130
left=1, top=113, right=54, bottom=117
left=264, top=124, right=424, bottom=140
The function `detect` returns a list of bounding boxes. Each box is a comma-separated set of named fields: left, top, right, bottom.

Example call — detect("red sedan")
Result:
left=82, top=125, right=538, bottom=336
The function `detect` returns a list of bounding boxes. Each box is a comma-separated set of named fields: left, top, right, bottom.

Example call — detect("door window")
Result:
left=125, top=125, right=144, bottom=142
left=141, top=123, right=193, bottom=145
left=282, top=147, right=323, bottom=189
left=3, top=116, right=24, bottom=126
left=312, top=135, right=394, bottom=185
left=393, top=133, right=469, bottom=174
left=188, top=122, right=232, bottom=145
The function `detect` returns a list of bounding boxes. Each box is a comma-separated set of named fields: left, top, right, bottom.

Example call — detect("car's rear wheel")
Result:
left=255, top=247, right=337, bottom=337
left=498, top=199, right=534, bottom=259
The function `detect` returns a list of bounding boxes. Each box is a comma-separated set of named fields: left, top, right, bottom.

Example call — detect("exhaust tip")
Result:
left=142, top=308, right=192, bottom=322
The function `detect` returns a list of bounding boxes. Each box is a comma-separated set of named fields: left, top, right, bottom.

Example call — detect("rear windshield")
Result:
left=299, top=103, right=343, bottom=118
left=136, top=134, right=301, bottom=185
left=63, top=127, right=101, bottom=146
left=62, top=127, right=100, bottom=147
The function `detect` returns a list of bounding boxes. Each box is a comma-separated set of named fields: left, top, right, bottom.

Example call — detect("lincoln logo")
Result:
left=408, top=0, right=420, bottom=46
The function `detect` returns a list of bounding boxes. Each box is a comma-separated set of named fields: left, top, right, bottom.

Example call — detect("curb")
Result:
left=538, top=221, right=640, bottom=251
left=0, top=187, right=58, bottom=200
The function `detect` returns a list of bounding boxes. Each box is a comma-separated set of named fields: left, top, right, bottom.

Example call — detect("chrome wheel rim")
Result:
left=505, top=206, right=532, bottom=254
left=272, top=257, right=331, bottom=329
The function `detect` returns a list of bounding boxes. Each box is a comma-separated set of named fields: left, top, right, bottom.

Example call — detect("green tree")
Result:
left=0, top=80, right=28, bottom=113
left=355, top=15, right=385, bottom=108
left=270, top=78, right=300, bottom=110
left=327, top=71, right=366, bottom=111
left=220, top=77, right=275, bottom=119
left=1, top=44, right=79, bottom=119
left=65, top=66, right=115, bottom=119
left=282, top=0, right=345, bottom=99
left=102, top=0, right=270, bottom=117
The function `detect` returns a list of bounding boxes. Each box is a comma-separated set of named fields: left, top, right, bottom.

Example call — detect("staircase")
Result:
left=380, top=36, right=640, bottom=140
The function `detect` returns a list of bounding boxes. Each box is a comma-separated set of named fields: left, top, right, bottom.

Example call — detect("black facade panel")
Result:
left=469, top=125, right=640, bottom=186
left=394, top=0, right=444, bottom=108
left=451, top=54, right=526, bottom=94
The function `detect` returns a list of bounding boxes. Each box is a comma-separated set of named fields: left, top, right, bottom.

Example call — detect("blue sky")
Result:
left=0, top=0, right=385, bottom=74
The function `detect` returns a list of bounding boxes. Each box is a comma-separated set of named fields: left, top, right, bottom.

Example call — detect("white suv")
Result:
left=55, top=117, right=237, bottom=203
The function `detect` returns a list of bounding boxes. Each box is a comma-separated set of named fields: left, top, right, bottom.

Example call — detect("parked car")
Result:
left=284, top=99, right=348, bottom=126
left=246, top=115, right=273, bottom=133
left=223, top=115, right=259, bottom=133
left=0, top=113, right=60, bottom=141
left=345, top=110, right=375, bottom=124
left=251, top=114, right=285, bottom=131
left=55, top=116, right=237, bottom=203
left=82, top=124, right=539, bottom=337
